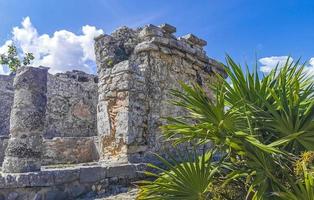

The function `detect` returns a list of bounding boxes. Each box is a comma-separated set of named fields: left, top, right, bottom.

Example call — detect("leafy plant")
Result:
left=275, top=161, right=314, bottom=200
left=294, top=151, right=314, bottom=176
left=0, top=44, right=34, bottom=72
left=138, top=56, right=314, bottom=199
left=137, top=150, right=222, bottom=200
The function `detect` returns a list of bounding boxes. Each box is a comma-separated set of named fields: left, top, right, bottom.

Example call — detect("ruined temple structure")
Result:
left=0, top=24, right=226, bottom=199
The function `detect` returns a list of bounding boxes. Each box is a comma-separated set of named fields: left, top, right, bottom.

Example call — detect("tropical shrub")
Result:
left=137, top=56, right=314, bottom=200
left=137, top=150, right=221, bottom=200
left=274, top=152, right=314, bottom=200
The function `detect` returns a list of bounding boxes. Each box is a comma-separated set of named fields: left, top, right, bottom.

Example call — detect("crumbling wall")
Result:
left=45, top=70, right=98, bottom=138
left=0, top=70, right=99, bottom=165
left=44, top=70, right=99, bottom=164
left=0, top=75, right=14, bottom=137
left=95, top=24, right=226, bottom=163
left=0, top=75, right=14, bottom=165
left=0, top=70, right=98, bottom=138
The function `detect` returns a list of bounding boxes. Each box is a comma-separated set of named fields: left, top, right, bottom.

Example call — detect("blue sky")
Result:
left=0, top=0, right=314, bottom=74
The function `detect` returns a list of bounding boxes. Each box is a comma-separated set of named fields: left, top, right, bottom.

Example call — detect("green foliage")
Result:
left=207, top=180, right=246, bottom=200
left=274, top=163, right=314, bottom=200
left=294, top=151, right=314, bottom=176
left=137, top=150, right=221, bottom=200
left=0, top=44, right=34, bottom=72
left=138, top=56, right=314, bottom=200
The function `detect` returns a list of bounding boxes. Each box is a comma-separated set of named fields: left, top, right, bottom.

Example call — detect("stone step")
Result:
left=0, top=163, right=147, bottom=200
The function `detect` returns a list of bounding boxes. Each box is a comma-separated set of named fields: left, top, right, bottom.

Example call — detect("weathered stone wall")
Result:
left=0, top=70, right=98, bottom=139
left=0, top=75, right=14, bottom=137
left=42, top=137, right=99, bottom=165
left=0, top=75, right=13, bottom=166
left=95, top=24, right=226, bottom=163
left=45, top=70, right=98, bottom=138
left=0, top=70, right=99, bottom=165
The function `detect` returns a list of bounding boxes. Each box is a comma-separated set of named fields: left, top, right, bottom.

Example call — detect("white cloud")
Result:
left=259, top=55, right=314, bottom=78
left=0, top=17, right=103, bottom=74
left=304, top=57, right=314, bottom=76
left=0, top=40, right=12, bottom=75
left=259, top=56, right=293, bottom=73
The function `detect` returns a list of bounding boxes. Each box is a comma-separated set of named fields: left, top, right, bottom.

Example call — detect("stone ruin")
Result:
left=0, top=70, right=99, bottom=166
left=0, top=23, right=226, bottom=199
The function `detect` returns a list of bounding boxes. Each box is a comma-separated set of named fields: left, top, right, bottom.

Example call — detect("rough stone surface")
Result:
left=87, top=188, right=138, bottom=200
left=0, top=163, right=145, bottom=200
left=0, top=138, right=8, bottom=166
left=159, top=23, right=176, bottom=34
left=42, top=137, right=99, bottom=165
left=0, top=70, right=98, bottom=165
left=2, top=66, right=48, bottom=173
left=45, top=70, right=98, bottom=138
left=0, top=70, right=98, bottom=139
left=0, top=75, right=14, bottom=137
left=94, top=23, right=225, bottom=163
left=181, top=33, right=207, bottom=47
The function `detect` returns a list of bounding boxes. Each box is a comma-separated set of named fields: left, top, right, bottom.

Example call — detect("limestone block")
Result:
left=29, top=171, right=55, bottom=187
left=139, top=24, right=163, bottom=39
left=111, top=60, right=130, bottom=74
left=42, top=137, right=99, bottom=165
left=97, top=101, right=111, bottom=136
left=0, top=75, right=14, bottom=137
left=45, top=190, right=68, bottom=200
left=0, top=138, right=8, bottom=165
left=106, top=164, right=137, bottom=178
left=159, top=23, right=176, bottom=34
left=53, top=169, right=80, bottom=184
left=181, top=33, right=207, bottom=47
left=134, top=42, right=159, bottom=54
left=79, top=166, right=106, bottom=183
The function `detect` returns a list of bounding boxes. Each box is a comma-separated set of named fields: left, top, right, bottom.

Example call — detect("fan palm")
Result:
left=137, top=150, right=221, bottom=200
left=138, top=56, right=314, bottom=199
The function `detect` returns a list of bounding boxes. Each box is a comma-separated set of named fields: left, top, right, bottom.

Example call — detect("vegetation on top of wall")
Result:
left=0, top=44, right=34, bottom=72
left=137, top=56, right=314, bottom=200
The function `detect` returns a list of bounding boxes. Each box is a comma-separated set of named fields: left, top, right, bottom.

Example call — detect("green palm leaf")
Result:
left=137, top=150, right=220, bottom=200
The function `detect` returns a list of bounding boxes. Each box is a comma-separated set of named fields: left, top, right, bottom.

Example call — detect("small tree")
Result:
left=0, top=44, right=34, bottom=73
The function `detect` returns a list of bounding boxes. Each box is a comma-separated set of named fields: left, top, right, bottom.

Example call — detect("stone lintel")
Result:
left=159, top=23, right=176, bottom=34
left=181, top=33, right=207, bottom=47
left=139, top=24, right=164, bottom=38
